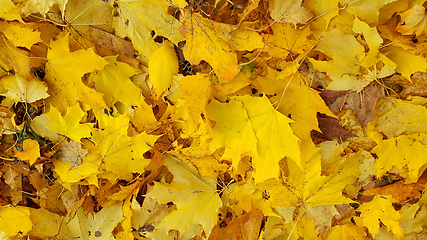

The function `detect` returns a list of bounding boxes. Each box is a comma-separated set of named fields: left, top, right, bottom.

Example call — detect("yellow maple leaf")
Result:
left=0, top=21, right=42, bottom=49
left=29, top=115, right=59, bottom=142
left=45, top=34, right=108, bottom=113
left=383, top=45, right=427, bottom=81
left=273, top=78, right=335, bottom=140
left=91, top=113, right=158, bottom=181
left=267, top=22, right=315, bottom=58
left=0, top=74, right=49, bottom=103
left=129, top=98, right=160, bottom=132
left=14, top=139, right=40, bottom=165
left=180, top=12, right=240, bottom=83
left=113, top=0, right=183, bottom=62
left=310, top=28, right=368, bottom=92
left=268, top=0, right=313, bottom=25
left=207, top=95, right=300, bottom=182
left=371, top=133, right=427, bottom=183
left=357, top=195, right=403, bottom=236
left=0, top=35, right=43, bottom=79
left=175, top=73, right=211, bottom=135
left=64, top=0, right=114, bottom=34
left=240, top=95, right=300, bottom=182
left=146, top=154, right=222, bottom=236
left=325, top=223, right=369, bottom=240
left=376, top=98, right=427, bottom=138
left=89, top=55, right=140, bottom=107
left=258, top=141, right=360, bottom=208
left=352, top=17, right=384, bottom=69
left=61, top=201, right=124, bottom=239
left=21, top=0, right=67, bottom=17
left=396, top=4, right=427, bottom=37
left=0, top=206, right=32, bottom=237
left=0, top=106, right=14, bottom=136
left=0, top=0, right=23, bottom=22
left=229, top=27, right=264, bottom=51
left=345, top=0, right=398, bottom=25
left=44, top=104, right=92, bottom=143
left=206, top=98, right=258, bottom=168
left=399, top=203, right=427, bottom=236
left=28, top=208, right=63, bottom=238
left=307, top=0, right=340, bottom=29
left=53, top=155, right=101, bottom=185
left=149, top=40, right=179, bottom=97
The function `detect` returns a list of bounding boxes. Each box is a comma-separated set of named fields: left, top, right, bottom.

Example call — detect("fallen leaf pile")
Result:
left=2, top=0, right=427, bottom=239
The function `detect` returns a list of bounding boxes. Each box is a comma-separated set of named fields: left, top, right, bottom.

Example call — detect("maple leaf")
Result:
left=171, top=73, right=212, bottom=137
left=64, top=0, right=114, bottom=34
left=44, top=104, right=92, bottom=143
left=399, top=203, right=427, bottom=236
left=376, top=98, right=427, bottom=138
left=207, top=95, right=300, bottom=182
left=0, top=0, right=23, bottom=22
left=210, top=208, right=263, bottom=240
left=0, top=74, right=49, bottom=103
left=180, top=12, right=240, bottom=83
left=129, top=97, right=160, bottom=132
left=7, top=0, right=427, bottom=238
left=371, top=133, right=427, bottom=183
left=267, top=22, right=315, bottom=58
left=21, top=0, right=67, bottom=17
left=272, top=77, right=335, bottom=140
left=61, top=201, right=124, bottom=239
left=0, top=21, right=42, bottom=49
left=14, top=139, right=40, bottom=165
left=0, top=35, right=44, bottom=79
left=383, top=45, right=427, bottom=81
left=357, top=195, right=403, bottom=236
left=0, top=106, right=14, bottom=136
left=258, top=141, right=360, bottom=208
left=146, top=154, right=222, bottom=236
left=0, top=206, right=32, bottom=237
left=310, top=28, right=368, bottom=92
left=324, top=223, right=369, bottom=239
left=45, top=34, right=108, bottom=114
left=206, top=98, right=256, bottom=167
left=91, top=113, right=158, bottom=181
left=89, top=55, right=140, bottom=107
left=352, top=17, right=384, bottom=69
left=268, top=0, right=313, bottom=25
left=113, top=0, right=183, bottom=61
left=345, top=0, right=398, bottom=25
left=396, top=4, right=427, bottom=37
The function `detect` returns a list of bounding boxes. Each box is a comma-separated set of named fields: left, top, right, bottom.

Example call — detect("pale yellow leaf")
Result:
left=0, top=74, right=49, bottom=103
